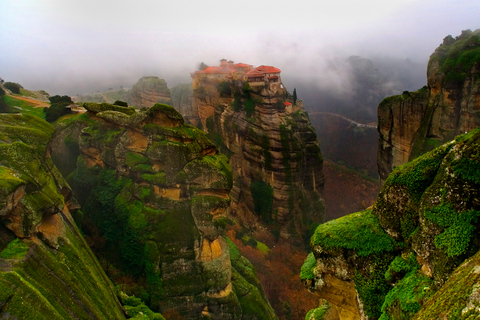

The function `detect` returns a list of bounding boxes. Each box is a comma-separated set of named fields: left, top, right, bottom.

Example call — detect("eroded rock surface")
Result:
left=192, top=61, right=325, bottom=242
left=378, top=29, right=480, bottom=182
left=303, top=127, right=480, bottom=319
left=0, top=114, right=126, bottom=319
left=52, top=102, right=277, bottom=319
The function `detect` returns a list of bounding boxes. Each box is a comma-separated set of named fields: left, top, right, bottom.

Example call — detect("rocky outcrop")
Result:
left=378, top=29, right=480, bottom=182
left=131, top=76, right=171, bottom=108
left=192, top=63, right=325, bottom=243
left=0, top=114, right=126, bottom=319
left=303, top=127, right=480, bottom=319
left=170, top=83, right=197, bottom=120
left=52, top=102, right=277, bottom=319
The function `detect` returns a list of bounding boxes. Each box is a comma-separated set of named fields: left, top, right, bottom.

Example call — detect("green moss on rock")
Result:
left=83, top=102, right=136, bottom=115
left=311, top=209, right=399, bottom=257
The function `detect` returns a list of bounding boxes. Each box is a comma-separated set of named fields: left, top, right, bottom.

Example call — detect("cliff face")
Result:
left=52, top=103, right=276, bottom=319
left=378, top=29, right=480, bottom=182
left=0, top=114, right=126, bottom=319
left=303, top=127, right=480, bottom=319
left=192, top=64, right=325, bottom=242
left=131, top=76, right=171, bottom=108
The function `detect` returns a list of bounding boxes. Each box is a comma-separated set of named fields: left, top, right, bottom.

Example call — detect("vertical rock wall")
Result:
left=378, top=29, right=480, bottom=182
left=192, top=72, right=325, bottom=243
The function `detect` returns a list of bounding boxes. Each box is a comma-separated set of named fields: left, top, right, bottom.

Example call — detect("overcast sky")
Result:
left=1, top=0, right=479, bottom=95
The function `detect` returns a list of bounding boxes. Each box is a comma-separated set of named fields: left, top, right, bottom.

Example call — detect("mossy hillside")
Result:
left=0, top=221, right=126, bottom=319
left=3, top=95, right=47, bottom=119
left=0, top=114, right=67, bottom=237
left=83, top=101, right=136, bottom=115
left=411, top=127, right=480, bottom=284
left=413, top=249, right=480, bottom=319
left=304, top=301, right=330, bottom=320
left=300, top=252, right=316, bottom=281
left=310, top=209, right=399, bottom=257
left=306, top=209, right=401, bottom=318
left=431, top=29, right=480, bottom=85
left=378, top=87, right=429, bottom=112
left=373, top=141, right=453, bottom=243
left=379, top=253, right=435, bottom=320
left=118, top=291, right=166, bottom=320
left=0, top=113, right=54, bottom=153
left=227, top=238, right=278, bottom=320
left=184, top=154, right=233, bottom=191
left=60, top=104, right=267, bottom=317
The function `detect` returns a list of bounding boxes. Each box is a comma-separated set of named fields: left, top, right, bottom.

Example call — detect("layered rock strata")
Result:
left=0, top=114, right=126, bottom=319
left=52, top=102, right=277, bottom=319
left=192, top=62, right=325, bottom=242
left=378, top=29, right=480, bottom=182
left=131, top=76, right=171, bottom=108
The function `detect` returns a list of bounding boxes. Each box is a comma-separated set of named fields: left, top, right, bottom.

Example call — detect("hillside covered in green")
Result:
left=0, top=113, right=127, bottom=319
left=303, top=126, right=480, bottom=319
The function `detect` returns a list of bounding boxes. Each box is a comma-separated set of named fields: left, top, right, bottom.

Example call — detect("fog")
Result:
left=1, top=0, right=478, bottom=96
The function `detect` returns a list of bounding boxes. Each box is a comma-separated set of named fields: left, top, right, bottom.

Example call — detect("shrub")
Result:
left=3, top=82, right=22, bottom=94
left=44, top=95, right=73, bottom=122
left=244, top=98, right=255, bottom=117
left=113, top=100, right=128, bottom=107
left=250, top=180, right=274, bottom=223
left=217, top=81, right=232, bottom=97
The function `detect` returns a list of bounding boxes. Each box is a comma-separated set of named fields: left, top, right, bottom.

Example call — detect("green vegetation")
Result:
left=217, top=81, right=232, bottom=97
left=3, top=82, right=22, bottom=94
left=44, top=95, right=73, bottom=122
left=435, top=29, right=480, bottom=84
left=0, top=238, right=30, bottom=259
left=384, top=253, right=418, bottom=282
left=384, top=142, right=452, bottom=202
left=354, top=255, right=393, bottom=319
left=380, top=253, right=434, bottom=319
left=0, top=111, right=126, bottom=319
left=305, top=302, right=330, bottom=320
left=250, top=180, right=274, bottom=224
left=3, top=95, right=46, bottom=119
left=424, top=204, right=480, bottom=257
left=113, top=100, right=129, bottom=107
left=244, top=98, right=255, bottom=117
left=84, top=102, right=136, bottom=116
left=227, top=238, right=277, bottom=320
left=118, top=291, right=165, bottom=320
left=300, top=252, right=316, bottom=281
left=310, top=209, right=398, bottom=256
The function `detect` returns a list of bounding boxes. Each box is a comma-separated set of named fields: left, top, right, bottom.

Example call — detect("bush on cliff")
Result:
left=3, top=82, right=22, bottom=94
left=44, top=95, right=73, bottom=122
left=250, top=181, right=274, bottom=224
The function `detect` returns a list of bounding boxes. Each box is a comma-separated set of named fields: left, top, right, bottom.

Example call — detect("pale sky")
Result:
left=1, top=0, right=479, bottom=95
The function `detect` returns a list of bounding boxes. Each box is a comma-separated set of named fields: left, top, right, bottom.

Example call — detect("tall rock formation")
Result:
left=0, top=114, right=126, bottom=319
left=51, top=102, right=277, bottom=319
left=131, top=76, right=171, bottom=108
left=378, top=29, right=480, bottom=182
left=191, top=60, right=325, bottom=242
left=303, top=127, right=480, bottom=319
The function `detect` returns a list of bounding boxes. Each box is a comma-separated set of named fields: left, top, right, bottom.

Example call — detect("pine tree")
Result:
left=293, top=88, right=297, bottom=105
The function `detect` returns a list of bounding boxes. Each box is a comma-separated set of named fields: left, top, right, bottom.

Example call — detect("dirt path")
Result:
left=7, top=94, right=49, bottom=108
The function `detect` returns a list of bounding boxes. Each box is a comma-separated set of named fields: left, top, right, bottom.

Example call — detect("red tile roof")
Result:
left=246, top=69, right=264, bottom=76
left=200, top=66, right=232, bottom=74
left=255, top=65, right=281, bottom=74
left=285, top=102, right=292, bottom=106
left=234, top=63, right=253, bottom=68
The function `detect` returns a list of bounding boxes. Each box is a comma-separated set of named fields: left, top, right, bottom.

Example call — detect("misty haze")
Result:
left=1, top=1, right=480, bottom=320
